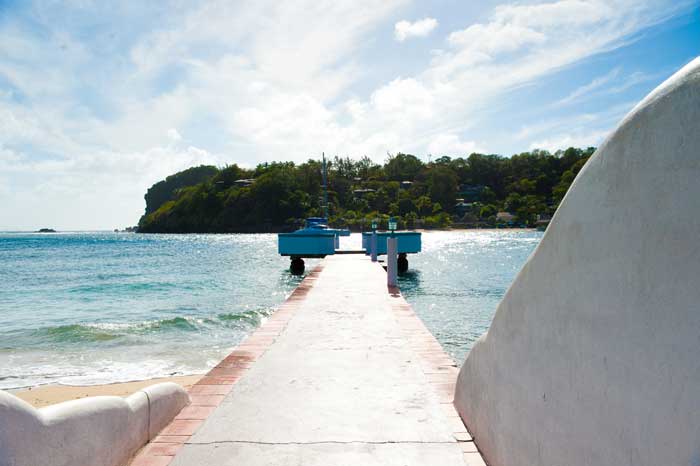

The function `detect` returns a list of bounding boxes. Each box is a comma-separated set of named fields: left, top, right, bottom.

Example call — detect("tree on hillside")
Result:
left=384, top=153, right=424, bottom=181
left=138, top=146, right=595, bottom=233
left=212, top=164, right=249, bottom=187
left=428, top=166, right=458, bottom=213
left=356, top=156, right=383, bottom=180
left=464, top=154, right=506, bottom=197
left=143, top=165, right=218, bottom=215
left=249, top=167, right=308, bottom=225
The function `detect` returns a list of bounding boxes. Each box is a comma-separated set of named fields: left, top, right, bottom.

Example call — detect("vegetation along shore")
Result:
left=138, top=147, right=594, bottom=233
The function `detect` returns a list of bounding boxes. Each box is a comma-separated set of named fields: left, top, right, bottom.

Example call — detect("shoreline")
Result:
left=10, top=375, right=202, bottom=408
left=3, top=228, right=538, bottom=409
left=2, top=227, right=538, bottom=234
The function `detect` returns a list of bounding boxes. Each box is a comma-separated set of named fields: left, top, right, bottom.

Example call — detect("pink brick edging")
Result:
left=387, top=284, right=488, bottom=466
left=128, top=265, right=324, bottom=466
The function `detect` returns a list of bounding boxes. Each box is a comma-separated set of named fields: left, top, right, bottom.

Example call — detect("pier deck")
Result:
left=131, top=255, right=484, bottom=466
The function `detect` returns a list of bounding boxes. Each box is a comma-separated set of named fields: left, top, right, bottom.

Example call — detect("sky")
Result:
left=0, top=0, right=698, bottom=230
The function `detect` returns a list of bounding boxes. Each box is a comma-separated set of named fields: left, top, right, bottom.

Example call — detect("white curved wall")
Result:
left=0, top=382, right=189, bottom=466
left=454, top=57, right=700, bottom=466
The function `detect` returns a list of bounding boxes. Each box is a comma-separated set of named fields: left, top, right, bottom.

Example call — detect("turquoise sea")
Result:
left=0, top=231, right=541, bottom=389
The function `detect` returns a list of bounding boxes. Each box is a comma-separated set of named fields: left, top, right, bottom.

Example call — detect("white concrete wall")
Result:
left=0, top=382, right=189, bottom=466
left=454, top=57, right=700, bottom=466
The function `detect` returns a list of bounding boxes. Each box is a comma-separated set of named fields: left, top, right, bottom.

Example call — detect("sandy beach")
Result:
left=10, top=375, right=202, bottom=408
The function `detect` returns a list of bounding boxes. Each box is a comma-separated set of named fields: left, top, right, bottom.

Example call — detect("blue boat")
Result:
left=278, top=217, right=349, bottom=258
left=278, top=155, right=349, bottom=272
left=361, top=231, right=421, bottom=255
left=361, top=230, right=421, bottom=272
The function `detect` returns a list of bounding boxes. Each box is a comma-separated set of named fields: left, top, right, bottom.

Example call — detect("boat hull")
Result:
left=361, top=232, right=422, bottom=255
left=278, top=232, right=336, bottom=257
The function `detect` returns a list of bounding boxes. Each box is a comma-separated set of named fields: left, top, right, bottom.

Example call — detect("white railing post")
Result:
left=387, top=236, right=398, bottom=287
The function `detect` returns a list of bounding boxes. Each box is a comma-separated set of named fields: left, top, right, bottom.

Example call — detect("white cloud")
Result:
left=447, top=23, right=546, bottom=57
left=167, top=128, right=182, bottom=142
left=427, top=134, right=482, bottom=156
left=518, top=100, right=636, bottom=149
left=556, top=67, right=621, bottom=106
left=0, top=0, right=694, bottom=229
left=492, top=0, right=615, bottom=28
left=554, top=67, right=665, bottom=107
left=605, top=70, right=660, bottom=94
left=0, top=145, right=22, bottom=164
left=394, top=18, right=438, bottom=42
left=0, top=142, right=219, bottom=230
left=521, top=99, right=641, bottom=152
left=429, top=0, right=682, bottom=87
left=529, top=129, right=610, bottom=152
left=370, top=78, right=434, bottom=119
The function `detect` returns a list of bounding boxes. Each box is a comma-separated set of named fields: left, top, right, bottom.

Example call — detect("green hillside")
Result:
left=138, top=147, right=594, bottom=233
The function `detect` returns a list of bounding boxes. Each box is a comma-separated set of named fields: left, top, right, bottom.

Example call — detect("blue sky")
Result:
left=0, top=0, right=698, bottom=230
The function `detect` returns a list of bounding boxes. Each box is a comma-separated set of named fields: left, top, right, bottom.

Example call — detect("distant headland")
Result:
left=137, top=147, right=594, bottom=234
left=36, top=228, right=56, bottom=233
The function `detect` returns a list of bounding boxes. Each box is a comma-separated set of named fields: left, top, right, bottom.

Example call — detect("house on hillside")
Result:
left=536, top=213, right=552, bottom=230
left=458, top=184, right=485, bottom=201
left=455, top=201, right=473, bottom=217
left=234, top=179, right=255, bottom=187
left=352, top=188, right=376, bottom=198
left=496, top=211, right=515, bottom=223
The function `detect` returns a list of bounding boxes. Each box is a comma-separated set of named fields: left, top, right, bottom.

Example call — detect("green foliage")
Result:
left=384, top=153, right=423, bottom=181
left=398, top=198, right=416, bottom=215
left=479, top=204, right=497, bottom=219
left=424, top=212, right=452, bottom=229
left=143, top=165, right=218, bottom=215
left=138, top=147, right=594, bottom=233
left=428, top=166, right=457, bottom=213
left=415, top=196, right=434, bottom=217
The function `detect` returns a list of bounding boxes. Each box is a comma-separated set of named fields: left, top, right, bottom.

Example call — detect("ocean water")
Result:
left=0, top=231, right=541, bottom=389
left=396, top=230, right=542, bottom=361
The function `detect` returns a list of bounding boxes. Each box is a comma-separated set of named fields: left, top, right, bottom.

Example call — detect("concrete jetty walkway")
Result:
left=130, top=255, right=485, bottom=466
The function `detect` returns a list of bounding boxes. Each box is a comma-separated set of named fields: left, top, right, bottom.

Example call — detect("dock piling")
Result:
left=370, top=231, right=378, bottom=262
left=387, top=237, right=398, bottom=286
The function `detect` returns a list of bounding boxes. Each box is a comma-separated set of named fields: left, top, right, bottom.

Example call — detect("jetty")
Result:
left=3, top=57, right=698, bottom=466
left=129, top=255, right=485, bottom=466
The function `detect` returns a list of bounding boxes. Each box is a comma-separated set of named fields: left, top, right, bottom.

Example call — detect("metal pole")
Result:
left=387, top=237, right=398, bottom=287
left=321, top=153, right=329, bottom=221
left=371, top=231, right=378, bottom=262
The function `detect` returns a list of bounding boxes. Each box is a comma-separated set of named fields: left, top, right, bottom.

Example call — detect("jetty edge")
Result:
left=0, top=382, right=189, bottom=466
left=128, top=254, right=485, bottom=466
left=454, top=57, right=700, bottom=466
